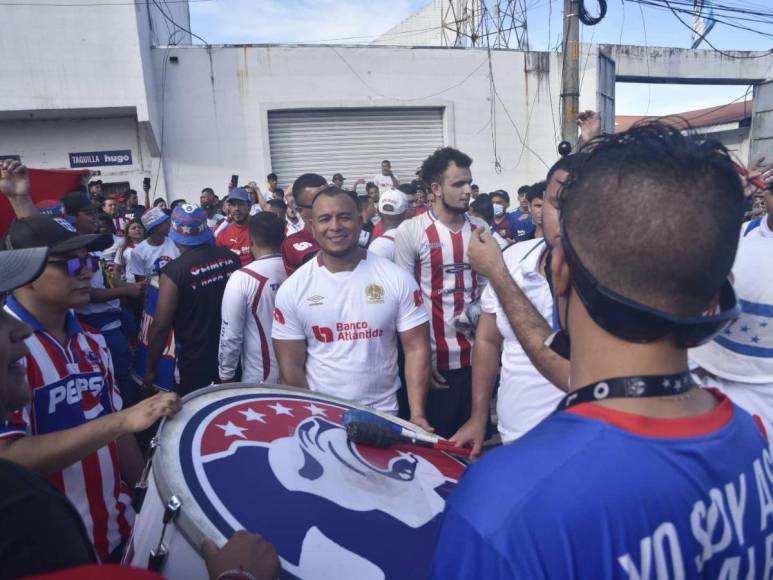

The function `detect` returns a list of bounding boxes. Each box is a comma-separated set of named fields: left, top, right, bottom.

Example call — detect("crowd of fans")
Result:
left=0, top=109, right=772, bottom=579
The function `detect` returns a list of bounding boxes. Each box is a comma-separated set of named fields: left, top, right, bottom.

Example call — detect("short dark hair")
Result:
left=311, top=185, right=357, bottom=209
left=275, top=187, right=285, bottom=197
left=201, top=187, right=215, bottom=197
left=170, top=199, right=186, bottom=210
left=490, top=190, right=510, bottom=204
left=267, top=173, right=278, bottom=181
left=97, top=212, right=116, bottom=233
left=397, top=182, right=417, bottom=196
left=125, top=189, right=138, bottom=198
left=517, top=185, right=530, bottom=195
left=421, top=147, right=473, bottom=189
left=248, top=211, right=285, bottom=250
left=267, top=198, right=287, bottom=211
left=366, top=182, right=378, bottom=192
left=292, top=173, right=327, bottom=199
left=470, top=195, right=494, bottom=225
left=381, top=160, right=390, bottom=165
left=153, top=198, right=166, bottom=207
left=356, top=195, right=373, bottom=212
left=526, top=181, right=545, bottom=203
left=560, top=122, right=744, bottom=315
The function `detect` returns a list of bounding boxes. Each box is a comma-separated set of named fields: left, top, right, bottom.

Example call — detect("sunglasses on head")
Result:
left=560, top=221, right=740, bottom=348
left=48, top=255, right=99, bottom=277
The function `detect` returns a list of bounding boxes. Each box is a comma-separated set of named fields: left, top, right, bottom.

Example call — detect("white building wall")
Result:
left=0, top=116, right=154, bottom=194
left=153, top=44, right=598, bottom=201
left=0, top=1, right=148, bottom=116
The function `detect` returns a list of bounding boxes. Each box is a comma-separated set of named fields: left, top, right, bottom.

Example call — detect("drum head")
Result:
left=154, top=384, right=466, bottom=580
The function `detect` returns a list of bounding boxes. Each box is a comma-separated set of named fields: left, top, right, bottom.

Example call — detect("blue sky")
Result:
left=189, top=0, right=772, bottom=115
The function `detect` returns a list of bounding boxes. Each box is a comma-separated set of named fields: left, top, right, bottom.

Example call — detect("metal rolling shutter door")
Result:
left=268, top=107, right=444, bottom=188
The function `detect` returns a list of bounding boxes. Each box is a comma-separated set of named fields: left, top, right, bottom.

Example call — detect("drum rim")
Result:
left=151, top=382, right=468, bottom=555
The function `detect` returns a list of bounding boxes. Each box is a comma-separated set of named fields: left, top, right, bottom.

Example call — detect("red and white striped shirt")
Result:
left=394, top=210, right=486, bottom=371
left=1, top=296, right=133, bottom=561
left=219, top=255, right=287, bottom=383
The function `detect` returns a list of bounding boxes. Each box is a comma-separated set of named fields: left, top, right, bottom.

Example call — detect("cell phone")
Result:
left=231, top=174, right=239, bottom=188
left=143, top=177, right=151, bottom=190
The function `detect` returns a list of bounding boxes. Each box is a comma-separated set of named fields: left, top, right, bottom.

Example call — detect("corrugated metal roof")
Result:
left=615, top=100, right=753, bottom=133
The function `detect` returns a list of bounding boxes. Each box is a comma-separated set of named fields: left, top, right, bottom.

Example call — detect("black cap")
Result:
left=5, top=215, right=112, bottom=254
left=332, top=173, right=345, bottom=181
left=0, top=248, right=49, bottom=293
left=62, top=191, right=99, bottom=216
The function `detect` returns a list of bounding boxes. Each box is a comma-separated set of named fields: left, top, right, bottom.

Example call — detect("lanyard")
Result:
left=554, top=371, right=696, bottom=412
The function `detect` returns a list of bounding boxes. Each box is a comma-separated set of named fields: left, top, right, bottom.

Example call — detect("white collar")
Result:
left=760, top=217, right=773, bottom=239
left=519, top=239, right=547, bottom=277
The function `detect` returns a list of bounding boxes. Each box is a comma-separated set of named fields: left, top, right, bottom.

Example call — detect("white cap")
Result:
left=378, top=189, right=407, bottom=216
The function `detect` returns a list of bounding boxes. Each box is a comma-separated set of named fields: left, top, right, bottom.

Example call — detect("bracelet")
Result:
left=216, top=570, right=258, bottom=580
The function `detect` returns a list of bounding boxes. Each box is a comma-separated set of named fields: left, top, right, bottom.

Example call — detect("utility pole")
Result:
left=561, top=0, right=580, bottom=148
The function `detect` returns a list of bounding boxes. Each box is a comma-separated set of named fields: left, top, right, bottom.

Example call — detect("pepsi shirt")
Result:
left=1, top=296, right=132, bottom=562
left=431, top=392, right=772, bottom=579
left=162, top=245, right=240, bottom=394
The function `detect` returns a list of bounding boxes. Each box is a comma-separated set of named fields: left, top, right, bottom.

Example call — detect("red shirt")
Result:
left=281, top=228, right=320, bottom=275
left=216, top=221, right=252, bottom=266
left=371, top=221, right=385, bottom=240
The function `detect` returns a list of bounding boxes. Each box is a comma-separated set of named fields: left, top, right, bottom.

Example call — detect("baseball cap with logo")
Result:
left=378, top=189, right=408, bottom=216
left=5, top=215, right=111, bottom=253
left=227, top=187, right=251, bottom=203
left=141, top=206, right=170, bottom=231
left=168, top=204, right=214, bottom=246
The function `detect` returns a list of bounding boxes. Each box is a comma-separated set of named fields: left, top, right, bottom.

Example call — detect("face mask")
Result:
left=492, top=203, right=505, bottom=217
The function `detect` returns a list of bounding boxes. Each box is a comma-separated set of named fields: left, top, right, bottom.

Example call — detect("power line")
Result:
left=623, top=0, right=773, bottom=52
left=151, top=0, right=210, bottom=45
left=0, top=0, right=210, bottom=5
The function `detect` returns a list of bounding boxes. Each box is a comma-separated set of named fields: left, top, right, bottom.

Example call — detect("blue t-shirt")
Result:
left=508, top=210, right=536, bottom=241
left=431, top=393, right=771, bottom=579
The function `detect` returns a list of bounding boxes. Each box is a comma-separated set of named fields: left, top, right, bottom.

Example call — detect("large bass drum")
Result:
left=124, top=384, right=467, bottom=579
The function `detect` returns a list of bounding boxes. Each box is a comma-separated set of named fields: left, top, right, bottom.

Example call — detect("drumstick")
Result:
left=346, top=420, right=472, bottom=457
left=343, top=409, right=436, bottom=445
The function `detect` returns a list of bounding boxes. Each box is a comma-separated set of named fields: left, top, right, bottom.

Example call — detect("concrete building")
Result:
left=0, top=0, right=770, bottom=203
left=616, top=100, right=754, bottom=162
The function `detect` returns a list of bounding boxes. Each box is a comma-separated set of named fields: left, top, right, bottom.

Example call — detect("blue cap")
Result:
left=227, top=187, right=251, bottom=203
left=168, top=204, right=214, bottom=246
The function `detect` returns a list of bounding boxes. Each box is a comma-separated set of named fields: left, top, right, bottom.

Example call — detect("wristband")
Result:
left=216, top=570, right=258, bottom=580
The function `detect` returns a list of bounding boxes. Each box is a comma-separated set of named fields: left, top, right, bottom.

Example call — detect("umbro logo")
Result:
left=306, top=295, right=324, bottom=306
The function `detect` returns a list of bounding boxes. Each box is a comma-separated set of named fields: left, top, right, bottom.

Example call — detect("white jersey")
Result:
left=480, top=239, right=563, bottom=442
left=394, top=210, right=487, bottom=371
left=286, top=216, right=305, bottom=236
left=691, top=217, right=773, bottom=385
left=219, top=256, right=287, bottom=383
left=368, top=227, right=397, bottom=262
left=272, top=252, right=428, bottom=413
left=126, top=237, right=180, bottom=279
left=372, top=173, right=399, bottom=193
